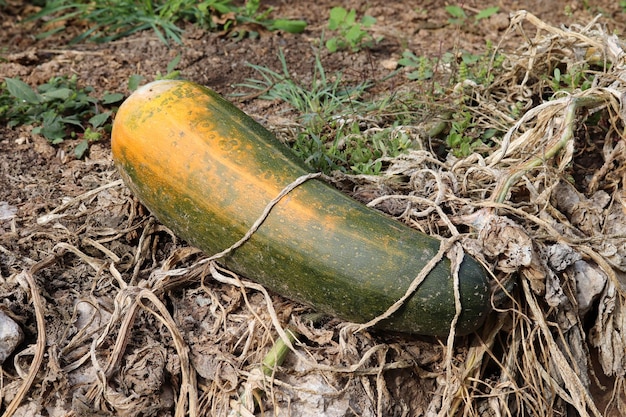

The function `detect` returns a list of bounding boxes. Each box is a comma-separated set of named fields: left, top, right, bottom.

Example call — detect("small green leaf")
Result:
left=482, top=128, right=498, bottom=140
left=474, top=6, right=499, bottom=21
left=325, top=37, right=339, bottom=53
left=128, top=74, right=144, bottom=91
left=397, top=51, right=419, bottom=67
left=328, top=7, right=347, bottom=29
left=166, top=54, right=181, bottom=75
left=102, top=92, right=124, bottom=104
left=445, top=5, right=466, bottom=19
left=440, top=52, right=455, bottom=64
left=56, top=111, right=81, bottom=125
left=41, top=87, right=73, bottom=100
left=361, top=15, right=376, bottom=27
left=38, top=114, right=66, bottom=141
left=345, top=9, right=357, bottom=25
left=74, top=139, right=89, bottom=158
left=407, top=69, right=433, bottom=81
left=345, top=24, right=364, bottom=44
left=268, top=19, right=307, bottom=33
left=5, top=78, right=41, bottom=104
left=89, top=112, right=110, bottom=128
left=461, top=52, right=480, bottom=64
left=243, top=0, right=259, bottom=16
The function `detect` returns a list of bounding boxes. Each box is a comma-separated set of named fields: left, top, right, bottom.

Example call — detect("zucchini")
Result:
left=111, top=80, right=491, bottom=336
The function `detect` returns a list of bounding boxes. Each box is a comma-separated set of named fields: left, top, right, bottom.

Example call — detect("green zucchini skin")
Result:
left=111, top=80, right=491, bottom=336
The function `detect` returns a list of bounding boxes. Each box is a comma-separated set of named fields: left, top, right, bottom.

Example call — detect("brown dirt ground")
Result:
left=2, top=1, right=626, bottom=416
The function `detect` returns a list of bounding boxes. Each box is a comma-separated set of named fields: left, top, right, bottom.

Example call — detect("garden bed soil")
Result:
left=2, top=1, right=626, bottom=416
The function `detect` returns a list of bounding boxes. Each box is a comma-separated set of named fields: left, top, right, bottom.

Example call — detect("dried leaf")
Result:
left=568, top=260, right=607, bottom=313
left=591, top=282, right=626, bottom=376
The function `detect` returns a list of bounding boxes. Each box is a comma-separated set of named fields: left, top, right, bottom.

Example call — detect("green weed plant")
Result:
left=0, top=75, right=122, bottom=158
left=445, top=5, right=499, bottom=25
left=325, top=7, right=380, bottom=53
left=237, top=51, right=413, bottom=174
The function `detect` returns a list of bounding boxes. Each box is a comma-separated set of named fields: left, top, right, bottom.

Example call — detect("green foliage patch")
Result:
left=237, top=50, right=415, bottom=175
left=0, top=75, right=122, bottom=158
left=28, top=0, right=306, bottom=45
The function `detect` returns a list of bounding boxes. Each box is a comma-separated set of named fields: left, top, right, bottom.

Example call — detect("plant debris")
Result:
left=3, top=9, right=626, bottom=417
